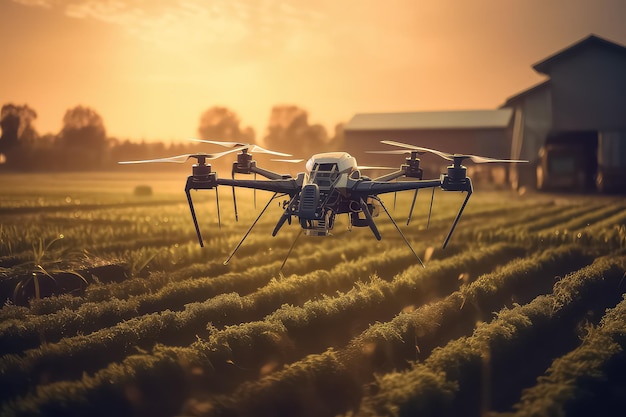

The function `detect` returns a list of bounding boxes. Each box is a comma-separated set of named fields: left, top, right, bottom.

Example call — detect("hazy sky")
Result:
left=2, top=0, right=626, bottom=143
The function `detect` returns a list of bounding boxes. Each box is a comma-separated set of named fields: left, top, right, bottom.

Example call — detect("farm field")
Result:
left=0, top=172, right=625, bottom=417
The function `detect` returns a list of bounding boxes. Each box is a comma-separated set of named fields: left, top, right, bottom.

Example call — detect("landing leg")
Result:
left=279, top=229, right=303, bottom=274
left=224, top=193, right=278, bottom=265
left=374, top=196, right=425, bottom=268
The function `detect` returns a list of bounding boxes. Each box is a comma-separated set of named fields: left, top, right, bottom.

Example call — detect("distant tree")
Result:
left=0, top=104, right=38, bottom=169
left=328, top=122, right=346, bottom=151
left=197, top=106, right=255, bottom=143
left=56, top=106, right=108, bottom=170
left=263, top=105, right=328, bottom=156
left=57, top=106, right=106, bottom=148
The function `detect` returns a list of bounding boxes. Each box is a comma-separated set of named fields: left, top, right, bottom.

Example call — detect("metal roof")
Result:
left=502, top=80, right=551, bottom=107
left=345, top=109, right=513, bottom=131
left=533, top=34, right=626, bottom=75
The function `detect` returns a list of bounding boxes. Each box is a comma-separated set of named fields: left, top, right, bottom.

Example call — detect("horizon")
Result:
left=2, top=0, right=626, bottom=143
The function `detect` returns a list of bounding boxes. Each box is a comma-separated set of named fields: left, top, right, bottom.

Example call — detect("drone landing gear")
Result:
left=442, top=186, right=472, bottom=249
left=358, top=198, right=381, bottom=240
left=223, top=192, right=280, bottom=265
left=185, top=163, right=220, bottom=247
left=372, top=196, right=425, bottom=268
left=440, top=171, right=473, bottom=249
left=279, top=229, right=303, bottom=274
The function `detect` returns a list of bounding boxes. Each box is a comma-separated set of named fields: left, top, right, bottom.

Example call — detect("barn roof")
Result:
left=345, top=109, right=513, bottom=131
left=533, top=34, right=626, bottom=75
left=502, top=80, right=551, bottom=107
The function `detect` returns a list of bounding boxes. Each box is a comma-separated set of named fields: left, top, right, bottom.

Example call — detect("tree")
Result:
left=263, top=105, right=328, bottom=157
left=58, top=106, right=106, bottom=148
left=328, top=123, right=346, bottom=151
left=56, top=106, right=108, bottom=170
left=197, top=106, right=255, bottom=143
left=0, top=104, right=38, bottom=169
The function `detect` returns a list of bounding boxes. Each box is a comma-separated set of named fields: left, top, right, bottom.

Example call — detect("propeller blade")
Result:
left=379, top=140, right=528, bottom=164
left=456, top=155, right=528, bottom=164
left=365, top=150, right=425, bottom=155
left=118, top=147, right=247, bottom=164
left=118, top=154, right=200, bottom=164
left=189, top=138, right=292, bottom=157
left=380, top=141, right=453, bottom=160
left=270, top=159, right=305, bottom=163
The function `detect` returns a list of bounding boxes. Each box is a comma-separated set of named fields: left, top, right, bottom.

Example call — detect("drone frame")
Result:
left=120, top=139, right=525, bottom=269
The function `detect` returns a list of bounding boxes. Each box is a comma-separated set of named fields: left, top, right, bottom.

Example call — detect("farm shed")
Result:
left=344, top=109, right=513, bottom=183
left=504, top=34, right=626, bottom=192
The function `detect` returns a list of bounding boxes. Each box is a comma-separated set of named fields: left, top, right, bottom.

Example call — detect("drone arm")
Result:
left=250, top=165, right=291, bottom=180
left=352, top=179, right=441, bottom=196
left=373, top=169, right=407, bottom=182
left=217, top=178, right=300, bottom=194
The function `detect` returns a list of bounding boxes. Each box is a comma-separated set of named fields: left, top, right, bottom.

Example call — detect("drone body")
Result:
left=120, top=140, right=526, bottom=267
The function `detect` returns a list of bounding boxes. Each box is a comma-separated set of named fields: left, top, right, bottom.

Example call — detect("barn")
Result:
left=344, top=34, right=626, bottom=193
left=504, top=34, right=626, bottom=192
left=343, top=109, right=513, bottom=183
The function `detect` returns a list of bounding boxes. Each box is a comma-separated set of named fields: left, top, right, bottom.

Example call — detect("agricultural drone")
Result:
left=120, top=139, right=526, bottom=267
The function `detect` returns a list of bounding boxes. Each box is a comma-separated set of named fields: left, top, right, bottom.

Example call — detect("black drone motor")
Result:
left=403, top=151, right=424, bottom=179
left=441, top=156, right=472, bottom=193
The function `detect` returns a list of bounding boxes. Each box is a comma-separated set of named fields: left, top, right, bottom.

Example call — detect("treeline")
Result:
left=0, top=103, right=345, bottom=172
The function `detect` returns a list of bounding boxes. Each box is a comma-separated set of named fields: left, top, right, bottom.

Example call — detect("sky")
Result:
left=2, top=0, right=626, bottom=143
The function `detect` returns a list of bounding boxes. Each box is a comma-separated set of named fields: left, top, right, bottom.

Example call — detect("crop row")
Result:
left=0, top=195, right=544, bottom=321
left=354, top=255, right=626, bottom=417
left=0, top=236, right=404, bottom=355
left=0, top=238, right=466, bottom=400
left=0, top=231, right=390, bottom=344
left=2, top=242, right=604, bottom=414
left=195, top=244, right=599, bottom=417
left=492, top=294, right=626, bottom=417
left=0, top=242, right=526, bottom=413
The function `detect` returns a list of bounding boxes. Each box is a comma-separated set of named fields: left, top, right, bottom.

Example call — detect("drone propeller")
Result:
left=119, top=148, right=252, bottom=248
left=118, top=147, right=248, bottom=165
left=189, top=138, right=292, bottom=157
left=379, top=140, right=527, bottom=164
left=378, top=140, right=527, bottom=250
left=270, top=158, right=305, bottom=163
left=366, top=149, right=426, bottom=157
